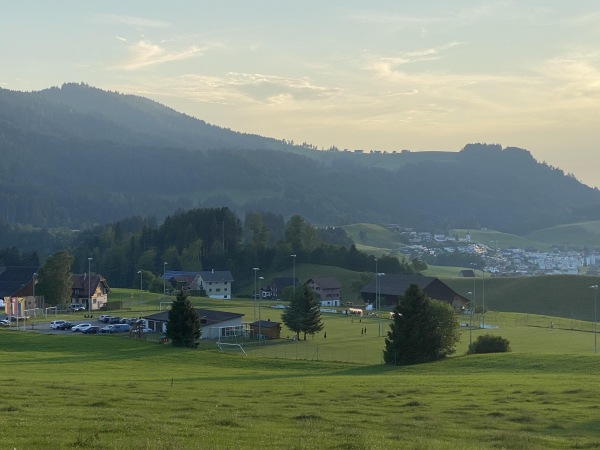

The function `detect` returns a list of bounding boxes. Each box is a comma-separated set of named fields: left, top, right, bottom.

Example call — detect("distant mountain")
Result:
left=1, top=82, right=599, bottom=234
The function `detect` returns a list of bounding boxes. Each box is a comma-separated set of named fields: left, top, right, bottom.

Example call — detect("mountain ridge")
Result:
left=1, top=83, right=599, bottom=234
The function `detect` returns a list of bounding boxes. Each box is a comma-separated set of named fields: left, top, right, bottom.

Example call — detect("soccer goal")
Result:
left=216, top=342, right=247, bottom=356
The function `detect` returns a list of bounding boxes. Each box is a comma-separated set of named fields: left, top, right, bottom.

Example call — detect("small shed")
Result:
left=249, top=320, right=281, bottom=340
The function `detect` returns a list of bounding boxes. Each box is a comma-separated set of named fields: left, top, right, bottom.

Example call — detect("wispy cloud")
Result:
left=118, top=40, right=206, bottom=70
left=95, top=14, right=169, bottom=28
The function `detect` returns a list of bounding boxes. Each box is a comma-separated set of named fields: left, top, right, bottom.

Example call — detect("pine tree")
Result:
left=383, top=284, right=459, bottom=365
left=282, top=284, right=323, bottom=341
left=166, top=289, right=201, bottom=348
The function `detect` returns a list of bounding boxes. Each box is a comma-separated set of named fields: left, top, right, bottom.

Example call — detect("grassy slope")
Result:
left=2, top=330, right=600, bottom=449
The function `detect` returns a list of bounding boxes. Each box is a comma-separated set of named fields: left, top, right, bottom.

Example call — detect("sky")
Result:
left=2, top=1, right=600, bottom=187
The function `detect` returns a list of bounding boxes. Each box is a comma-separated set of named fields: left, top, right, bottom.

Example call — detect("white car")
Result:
left=50, top=320, right=66, bottom=330
left=72, top=323, right=92, bottom=332
left=0, top=319, right=10, bottom=327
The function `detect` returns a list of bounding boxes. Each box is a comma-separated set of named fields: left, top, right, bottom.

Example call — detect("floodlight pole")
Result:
left=482, top=268, right=486, bottom=329
left=591, top=285, right=598, bottom=354
left=258, top=276, right=264, bottom=343
left=163, top=262, right=168, bottom=298
left=32, top=272, right=38, bottom=330
left=253, top=267, right=259, bottom=321
left=137, top=270, right=143, bottom=318
left=88, top=257, right=93, bottom=316
left=466, top=291, right=473, bottom=345
left=377, top=272, right=385, bottom=337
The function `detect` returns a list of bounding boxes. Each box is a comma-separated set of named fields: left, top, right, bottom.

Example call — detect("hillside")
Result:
left=1, top=83, right=600, bottom=234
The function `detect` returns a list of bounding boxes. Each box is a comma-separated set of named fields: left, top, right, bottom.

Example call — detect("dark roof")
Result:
left=307, top=276, right=342, bottom=289
left=161, top=271, right=199, bottom=280
left=361, top=274, right=434, bottom=296
left=71, top=274, right=110, bottom=296
left=459, top=269, right=476, bottom=277
left=198, top=271, right=234, bottom=282
left=268, top=277, right=297, bottom=290
left=361, top=274, right=468, bottom=306
left=0, top=266, right=38, bottom=297
left=249, top=320, right=281, bottom=328
left=144, top=308, right=243, bottom=325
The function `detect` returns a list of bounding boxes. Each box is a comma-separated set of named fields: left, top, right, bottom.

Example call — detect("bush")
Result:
left=468, top=334, right=511, bottom=354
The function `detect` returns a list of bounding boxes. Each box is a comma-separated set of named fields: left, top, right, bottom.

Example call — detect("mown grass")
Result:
left=2, top=330, right=600, bottom=449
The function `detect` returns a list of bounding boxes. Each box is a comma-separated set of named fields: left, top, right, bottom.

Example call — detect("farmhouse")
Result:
left=360, top=274, right=468, bottom=310
left=262, top=277, right=297, bottom=299
left=0, top=266, right=39, bottom=317
left=144, top=308, right=244, bottom=339
left=306, top=276, right=342, bottom=307
left=71, top=274, right=110, bottom=310
left=197, top=270, right=234, bottom=299
left=161, top=270, right=235, bottom=299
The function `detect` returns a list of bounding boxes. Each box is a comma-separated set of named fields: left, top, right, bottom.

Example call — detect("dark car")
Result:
left=82, top=326, right=99, bottom=334
left=57, top=321, right=74, bottom=330
left=108, top=317, right=121, bottom=324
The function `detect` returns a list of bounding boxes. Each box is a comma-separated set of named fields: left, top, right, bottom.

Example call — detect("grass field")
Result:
left=5, top=287, right=600, bottom=448
left=3, top=323, right=600, bottom=449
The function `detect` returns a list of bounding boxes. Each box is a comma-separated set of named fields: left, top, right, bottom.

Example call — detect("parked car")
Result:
left=98, top=315, right=111, bottom=323
left=82, top=326, right=99, bottom=334
left=56, top=321, right=74, bottom=330
left=72, top=323, right=92, bottom=332
left=100, top=325, right=115, bottom=333
left=0, top=319, right=10, bottom=327
left=50, top=320, right=66, bottom=330
left=108, top=316, right=121, bottom=324
left=111, top=324, right=130, bottom=333
left=70, top=304, right=85, bottom=312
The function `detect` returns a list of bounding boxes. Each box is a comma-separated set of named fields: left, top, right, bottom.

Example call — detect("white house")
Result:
left=197, top=270, right=234, bottom=299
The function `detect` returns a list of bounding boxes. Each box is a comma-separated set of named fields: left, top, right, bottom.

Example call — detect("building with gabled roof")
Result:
left=306, top=276, right=342, bottom=307
left=144, top=308, right=244, bottom=339
left=360, top=274, right=468, bottom=310
left=71, top=274, right=110, bottom=310
left=0, top=266, right=39, bottom=317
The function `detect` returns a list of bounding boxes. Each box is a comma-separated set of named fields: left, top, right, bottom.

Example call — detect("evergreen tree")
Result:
left=37, top=250, right=74, bottom=307
left=383, top=284, right=459, bottom=365
left=166, top=289, right=201, bottom=348
left=282, top=284, right=323, bottom=341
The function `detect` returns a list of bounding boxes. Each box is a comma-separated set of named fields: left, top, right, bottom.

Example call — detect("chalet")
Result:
left=306, top=276, right=342, bottom=307
left=360, top=274, right=468, bottom=310
left=162, top=270, right=200, bottom=292
left=71, top=274, right=110, bottom=310
left=0, top=266, right=39, bottom=317
left=262, top=277, right=297, bottom=299
left=197, top=270, right=234, bottom=299
left=144, top=308, right=244, bottom=339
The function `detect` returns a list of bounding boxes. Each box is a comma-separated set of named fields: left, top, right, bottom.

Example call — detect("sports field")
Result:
left=3, top=295, right=600, bottom=449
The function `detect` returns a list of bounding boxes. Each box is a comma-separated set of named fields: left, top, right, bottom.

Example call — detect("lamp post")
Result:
left=377, top=272, right=385, bottom=337
left=32, top=272, right=38, bottom=330
left=482, top=268, right=486, bottom=329
left=137, top=270, right=143, bottom=318
left=258, top=276, right=264, bottom=342
left=163, top=262, right=168, bottom=298
left=291, top=254, right=297, bottom=296
left=88, top=257, right=93, bottom=316
left=591, top=285, right=598, bottom=354
left=466, top=291, right=473, bottom=345
left=253, top=267, right=259, bottom=321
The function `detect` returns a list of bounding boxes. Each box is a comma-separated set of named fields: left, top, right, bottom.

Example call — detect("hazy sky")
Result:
left=2, top=1, right=599, bottom=187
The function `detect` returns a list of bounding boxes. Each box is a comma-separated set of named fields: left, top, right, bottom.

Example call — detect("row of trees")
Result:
left=69, top=209, right=418, bottom=291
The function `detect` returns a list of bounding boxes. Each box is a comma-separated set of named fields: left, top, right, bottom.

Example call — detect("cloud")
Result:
left=95, top=14, right=169, bottom=28
left=118, top=40, right=206, bottom=70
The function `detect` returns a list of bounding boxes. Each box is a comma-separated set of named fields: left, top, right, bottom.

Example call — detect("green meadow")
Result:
left=4, top=287, right=600, bottom=449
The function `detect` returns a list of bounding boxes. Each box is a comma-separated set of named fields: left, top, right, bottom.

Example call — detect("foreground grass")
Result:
left=2, top=331, right=600, bottom=449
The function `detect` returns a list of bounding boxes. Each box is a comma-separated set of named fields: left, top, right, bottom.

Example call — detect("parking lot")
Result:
left=2, top=313, right=151, bottom=335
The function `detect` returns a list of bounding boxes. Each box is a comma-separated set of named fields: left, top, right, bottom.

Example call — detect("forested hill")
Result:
left=1, top=83, right=600, bottom=234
